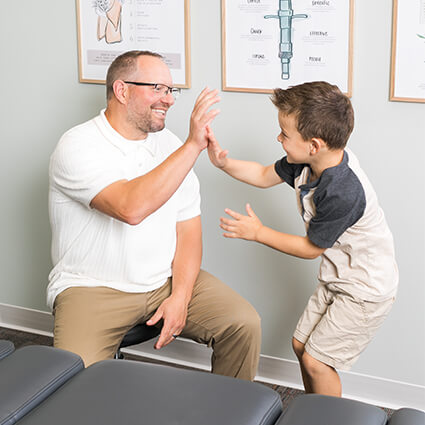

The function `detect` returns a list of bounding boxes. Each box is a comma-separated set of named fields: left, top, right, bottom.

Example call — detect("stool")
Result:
left=115, top=323, right=161, bottom=359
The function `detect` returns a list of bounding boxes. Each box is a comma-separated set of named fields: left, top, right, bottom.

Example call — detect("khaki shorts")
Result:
left=293, top=282, right=395, bottom=371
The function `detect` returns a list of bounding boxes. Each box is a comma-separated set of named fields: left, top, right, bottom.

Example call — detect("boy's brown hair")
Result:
left=271, top=81, right=354, bottom=150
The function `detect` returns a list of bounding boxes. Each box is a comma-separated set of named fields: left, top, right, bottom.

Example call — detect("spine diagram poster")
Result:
left=76, top=0, right=190, bottom=87
left=222, top=0, right=353, bottom=95
left=390, top=0, right=425, bottom=103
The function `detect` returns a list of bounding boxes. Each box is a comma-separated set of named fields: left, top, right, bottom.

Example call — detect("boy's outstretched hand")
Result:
left=220, top=203, right=262, bottom=241
left=207, top=126, right=229, bottom=169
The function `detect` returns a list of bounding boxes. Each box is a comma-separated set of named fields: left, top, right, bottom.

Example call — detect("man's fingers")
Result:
left=203, top=109, right=221, bottom=127
left=146, top=309, right=162, bottom=326
left=192, top=90, right=220, bottom=120
left=155, top=326, right=173, bottom=349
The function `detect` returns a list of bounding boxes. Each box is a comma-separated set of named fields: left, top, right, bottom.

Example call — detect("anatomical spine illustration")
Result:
left=265, top=0, right=308, bottom=80
left=94, top=0, right=123, bottom=44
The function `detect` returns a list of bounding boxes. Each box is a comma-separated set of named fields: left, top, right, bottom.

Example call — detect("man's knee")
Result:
left=230, top=302, right=261, bottom=342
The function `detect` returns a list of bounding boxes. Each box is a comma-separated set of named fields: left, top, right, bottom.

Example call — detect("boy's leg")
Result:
left=53, top=286, right=148, bottom=367
left=178, top=270, right=261, bottom=381
left=301, top=350, right=341, bottom=396
left=292, top=337, right=314, bottom=393
left=292, top=282, right=341, bottom=395
left=296, top=286, right=395, bottom=396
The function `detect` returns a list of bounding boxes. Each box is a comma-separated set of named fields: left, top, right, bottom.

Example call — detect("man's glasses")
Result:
left=124, top=81, right=181, bottom=100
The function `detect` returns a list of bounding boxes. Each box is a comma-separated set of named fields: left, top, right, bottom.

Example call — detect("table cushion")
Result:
left=387, top=408, right=425, bottom=425
left=0, top=341, right=14, bottom=361
left=17, top=359, right=282, bottom=425
left=0, top=345, right=83, bottom=425
left=275, top=394, right=387, bottom=425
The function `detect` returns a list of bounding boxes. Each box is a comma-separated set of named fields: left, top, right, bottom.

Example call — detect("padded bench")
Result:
left=275, top=394, right=425, bottom=425
left=0, top=340, right=14, bottom=361
left=0, top=343, right=282, bottom=425
left=0, top=340, right=424, bottom=425
left=0, top=344, right=83, bottom=425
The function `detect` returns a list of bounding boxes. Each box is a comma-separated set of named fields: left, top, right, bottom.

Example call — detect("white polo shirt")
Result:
left=47, top=110, right=200, bottom=310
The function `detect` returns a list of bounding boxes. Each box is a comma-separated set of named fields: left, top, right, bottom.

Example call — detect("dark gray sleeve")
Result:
left=274, top=157, right=304, bottom=188
left=307, top=170, right=366, bottom=249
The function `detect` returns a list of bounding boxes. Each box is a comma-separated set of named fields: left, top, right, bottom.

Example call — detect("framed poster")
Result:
left=222, top=0, right=354, bottom=95
left=76, top=0, right=191, bottom=87
left=390, top=0, right=425, bottom=103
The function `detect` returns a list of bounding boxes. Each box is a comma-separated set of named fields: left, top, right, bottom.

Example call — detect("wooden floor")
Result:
left=0, top=326, right=393, bottom=416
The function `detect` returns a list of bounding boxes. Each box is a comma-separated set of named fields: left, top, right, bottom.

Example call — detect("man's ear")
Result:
left=112, top=80, right=129, bottom=104
left=310, top=137, right=325, bottom=155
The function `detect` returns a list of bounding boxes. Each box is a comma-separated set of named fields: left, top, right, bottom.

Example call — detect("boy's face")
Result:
left=277, top=112, right=311, bottom=164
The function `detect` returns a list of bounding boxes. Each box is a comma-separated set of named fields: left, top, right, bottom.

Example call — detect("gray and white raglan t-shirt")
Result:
left=275, top=148, right=398, bottom=301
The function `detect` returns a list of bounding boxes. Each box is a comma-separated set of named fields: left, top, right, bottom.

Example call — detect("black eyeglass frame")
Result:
left=123, top=81, right=181, bottom=98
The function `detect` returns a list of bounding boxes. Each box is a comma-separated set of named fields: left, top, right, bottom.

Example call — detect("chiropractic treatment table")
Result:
left=0, top=340, right=423, bottom=425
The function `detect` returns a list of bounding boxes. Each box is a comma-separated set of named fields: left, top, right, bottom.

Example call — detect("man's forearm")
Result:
left=91, top=141, right=201, bottom=225
left=256, top=226, right=325, bottom=259
left=122, top=141, right=201, bottom=224
left=171, top=217, right=203, bottom=305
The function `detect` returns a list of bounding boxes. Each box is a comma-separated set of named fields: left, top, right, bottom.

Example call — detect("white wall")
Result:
left=1, top=0, right=423, bottom=388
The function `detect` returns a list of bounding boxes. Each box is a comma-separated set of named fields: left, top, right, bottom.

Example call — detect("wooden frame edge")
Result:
left=389, top=0, right=425, bottom=103
left=76, top=0, right=191, bottom=87
left=221, top=0, right=354, bottom=95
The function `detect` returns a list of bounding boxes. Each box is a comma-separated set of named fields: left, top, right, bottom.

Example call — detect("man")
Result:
left=47, top=51, right=261, bottom=381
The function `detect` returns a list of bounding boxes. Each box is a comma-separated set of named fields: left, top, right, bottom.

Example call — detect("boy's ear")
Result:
left=310, top=137, right=325, bottom=155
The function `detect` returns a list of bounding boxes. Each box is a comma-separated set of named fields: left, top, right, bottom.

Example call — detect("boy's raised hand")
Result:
left=207, top=126, right=229, bottom=169
left=220, top=203, right=262, bottom=241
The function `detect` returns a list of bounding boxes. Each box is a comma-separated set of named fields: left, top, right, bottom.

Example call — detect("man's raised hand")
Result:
left=187, top=88, right=220, bottom=152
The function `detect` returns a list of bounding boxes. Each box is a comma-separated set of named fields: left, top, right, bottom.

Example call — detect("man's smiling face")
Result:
left=125, top=55, right=175, bottom=137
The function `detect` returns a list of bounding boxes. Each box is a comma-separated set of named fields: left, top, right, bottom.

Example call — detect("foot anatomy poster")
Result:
left=390, top=0, right=425, bottom=103
left=76, top=0, right=190, bottom=86
left=222, top=0, right=353, bottom=95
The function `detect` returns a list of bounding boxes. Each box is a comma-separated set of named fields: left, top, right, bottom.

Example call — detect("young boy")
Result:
left=207, top=81, right=398, bottom=396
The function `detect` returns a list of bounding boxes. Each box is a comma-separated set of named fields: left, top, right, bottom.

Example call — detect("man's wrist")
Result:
left=185, top=137, right=205, bottom=155
left=170, top=288, right=192, bottom=307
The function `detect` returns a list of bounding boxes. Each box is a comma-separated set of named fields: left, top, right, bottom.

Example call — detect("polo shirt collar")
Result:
left=95, top=109, right=158, bottom=157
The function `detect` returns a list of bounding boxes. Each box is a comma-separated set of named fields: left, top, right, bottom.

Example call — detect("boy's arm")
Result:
left=207, top=127, right=283, bottom=189
left=221, top=204, right=326, bottom=260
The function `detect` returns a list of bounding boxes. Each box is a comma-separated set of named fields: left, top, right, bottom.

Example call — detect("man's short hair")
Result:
left=271, top=81, right=354, bottom=150
left=106, top=50, right=163, bottom=100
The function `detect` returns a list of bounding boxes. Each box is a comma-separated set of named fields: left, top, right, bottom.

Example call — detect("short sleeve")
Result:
left=274, top=157, right=304, bottom=188
left=307, top=172, right=366, bottom=248
left=50, top=131, right=126, bottom=208
left=176, top=169, right=201, bottom=222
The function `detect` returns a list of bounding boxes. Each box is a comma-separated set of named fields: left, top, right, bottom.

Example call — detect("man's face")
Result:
left=125, top=56, right=175, bottom=137
left=277, top=112, right=310, bottom=163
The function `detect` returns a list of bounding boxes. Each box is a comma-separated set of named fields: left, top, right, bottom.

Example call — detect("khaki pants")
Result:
left=53, top=270, right=261, bottom=381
